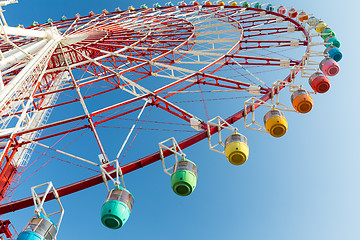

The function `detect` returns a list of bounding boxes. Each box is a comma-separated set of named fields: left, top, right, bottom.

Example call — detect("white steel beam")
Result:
left=0, top=39, right=57, bottom=114
left=0, top=39, right=48, bottom=70
left=0, top=0, right=17, bottom=7
left=195, top=28, right=240, bottom=36
left=0, top=26, right=47, bottom=39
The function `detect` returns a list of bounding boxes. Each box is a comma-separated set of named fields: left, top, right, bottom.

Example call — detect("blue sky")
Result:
left=3, top=0, right=360, bottom=240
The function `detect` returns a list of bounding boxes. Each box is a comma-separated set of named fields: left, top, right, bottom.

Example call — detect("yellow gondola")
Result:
left=315, top=21, right=327, bottom=33
left=263, top=110, right=288, bottom=137
left=224, top=133, right=249, bottom=165
left=229, top=1, right=237, bottom=6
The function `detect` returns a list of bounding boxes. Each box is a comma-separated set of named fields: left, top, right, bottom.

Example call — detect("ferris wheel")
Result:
left=0, top=0, right=342, bottom=239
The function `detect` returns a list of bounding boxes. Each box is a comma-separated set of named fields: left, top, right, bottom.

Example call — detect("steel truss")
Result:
left=0, top=4, right=311, bottom=215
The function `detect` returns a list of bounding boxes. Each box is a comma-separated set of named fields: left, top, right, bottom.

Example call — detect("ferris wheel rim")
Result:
left=0, top=4, right=311, bottom=215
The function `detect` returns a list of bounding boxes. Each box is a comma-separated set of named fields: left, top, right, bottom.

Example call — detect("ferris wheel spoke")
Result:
left=48, top=30, right=157, bottom=72
left=244, top=26, right=293, bottom=36
left=227, top=55, right=300, bottom=66
left=153, top=73, right=267, bottom=101
left=25, top=140, right=99, bottom=166
left=59, top=45, right=180, bottom=84
left=59, top=49, right=152, bottom=96
left=61, top=45, right=148, bottom=82
left=194, top=20, right=240, bottom=31
left=239, top=39, right=307, bottom=50
left=229, top=58, right=269, bottom=87
left=121, top=13, right=183, bottom=31
left=61, top=18, right=81, bottom=37
left=195, top=28, right=240, bottom=37
left=182, top=9, right=215, bottom=21
left=65, top=72, right=110, bottom=163
left=41, top=47, right=113, bottom=164
left=78, top=38, right=190, bottom=60
left=150, top=94, right=203, bottom=126
left=191, top=11, right=240, bottom=25
left=189, top=39, right=239, bottom=46
left=12, top=93, right=151, bottom=145
left=16, top=91, right=203, bottom=149
left=151, top=64, right=266, bottom=99
left=245, top=19, right=279, bottom=30
left=152, top=51, right=297, bottom=74
left=50, top=57, right=206, bottom=127
left=169, top=8, right=201, bottom=20
left=72, top=13, right=132, bottom=35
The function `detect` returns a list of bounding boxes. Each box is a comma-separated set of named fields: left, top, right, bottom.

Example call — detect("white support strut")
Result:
left=0, top=26, right=48, bottom=39
left=0, top=39, right=48, bottom=71
left=0, top=39, right=57, bottom=109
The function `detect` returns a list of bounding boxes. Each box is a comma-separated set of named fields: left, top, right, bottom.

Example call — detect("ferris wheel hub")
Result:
left=61, top=34, right=88, bottom=46
left=61, top=31, right=107, bottom=46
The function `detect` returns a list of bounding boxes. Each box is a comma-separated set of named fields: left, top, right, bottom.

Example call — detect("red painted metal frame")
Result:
left=0, top=5, right=309, bottom=214
left=0, top=219, right=18, bottom=239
